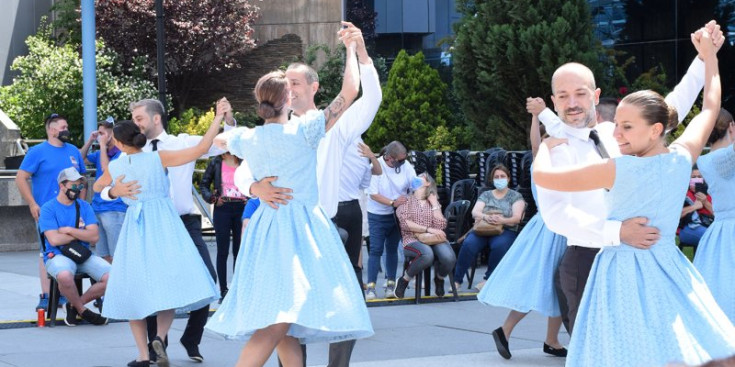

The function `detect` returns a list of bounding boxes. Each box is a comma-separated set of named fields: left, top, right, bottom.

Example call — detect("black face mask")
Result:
left=57, top=130, right=71, bottom=143
left=65, top=188, right=81, bottom=201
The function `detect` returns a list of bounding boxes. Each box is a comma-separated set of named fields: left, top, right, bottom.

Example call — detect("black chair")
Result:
left=442, top=151, right=470, bottom=191
left=47, top=272, right=91, bottom=327
left=449, top=178, right=477, bottom=205
left=503, top=150, right=529, bottom=189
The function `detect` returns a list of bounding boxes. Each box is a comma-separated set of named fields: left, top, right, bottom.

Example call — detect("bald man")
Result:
left=530, top=53, right=713, bottom=336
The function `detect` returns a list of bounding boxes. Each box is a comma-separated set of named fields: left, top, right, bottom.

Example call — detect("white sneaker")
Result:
left=365, top=283, right=377, bottom=300
left=385, top=280, right=397, bottom=299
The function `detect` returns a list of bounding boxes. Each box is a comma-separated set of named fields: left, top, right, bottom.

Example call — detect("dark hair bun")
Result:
left=132, top=132, right=147, bottom=148
left=666, top=105, right=679, bottom=133
left=257, top=101, right=277, bottom=120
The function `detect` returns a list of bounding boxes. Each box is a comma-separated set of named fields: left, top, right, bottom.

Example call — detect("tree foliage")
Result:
left=0, top=23, right=158, bottom=144
left=67, top=0, right=260, bottom=110
left=345, top=0, right=377, bottom=42
left=452, top=0, right=605, bottom=149
left=365, top=50, right=453, bottom=152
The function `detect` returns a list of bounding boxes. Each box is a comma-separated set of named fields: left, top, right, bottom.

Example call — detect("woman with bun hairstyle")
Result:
left=205, top=25, right=373, bottom=367
left=533, top=28, right=735, bottom=366
left=693, top=108, right=735, bottom=324
left=92, top=117, right=220, bottom=367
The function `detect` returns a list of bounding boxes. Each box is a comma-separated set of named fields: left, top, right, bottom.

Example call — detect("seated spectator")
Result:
left=39, top=167, right=110, bottom=326
left=453, top=164, right=525, bottom=291
left=200, top=151, right=247, bottom=303
left=394, top=173, right=456, bottom=298
left=679, top=166, right=714, bottom=246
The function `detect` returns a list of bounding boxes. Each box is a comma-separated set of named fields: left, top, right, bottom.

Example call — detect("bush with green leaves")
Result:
left=364, top=50, right=454, bottom=152
left=0, top=24, right=158, bottom=144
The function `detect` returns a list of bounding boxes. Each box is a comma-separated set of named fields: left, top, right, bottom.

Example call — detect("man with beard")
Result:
left=525, top=20, right=724, bottom=337
left=16, top=114, right=87, bottom=312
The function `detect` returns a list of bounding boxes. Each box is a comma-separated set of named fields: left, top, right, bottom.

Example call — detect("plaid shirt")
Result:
left=396, top=195, right=447, bottom=245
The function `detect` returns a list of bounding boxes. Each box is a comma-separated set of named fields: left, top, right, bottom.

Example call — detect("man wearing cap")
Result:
left=15, top=114, right=88, bottom=311
left=39, top=167, right=110, bottom=326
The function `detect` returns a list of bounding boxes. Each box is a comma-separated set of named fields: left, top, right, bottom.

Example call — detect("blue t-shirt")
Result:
left=38, top=198, right=98, bottom=262
left=242, top=198, right=260, bottom=220
left=19, top=142, right=87, bottom=207
left=87, top=150, right=127, bottom=213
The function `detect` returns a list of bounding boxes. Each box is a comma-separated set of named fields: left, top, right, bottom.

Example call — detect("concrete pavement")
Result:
left=0, top=242, right=569, bottom=367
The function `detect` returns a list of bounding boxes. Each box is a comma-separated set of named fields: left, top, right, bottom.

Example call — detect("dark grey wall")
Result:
left=0, top=0, right=54, bottom=86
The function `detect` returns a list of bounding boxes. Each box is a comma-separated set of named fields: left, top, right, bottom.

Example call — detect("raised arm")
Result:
left=333, top=24, right=383, bottom=142
left=160, top=105, right=224, bottom=168
left=323, top=22, right=361, bottom=132
left=665, top=21, right=723, bottom=126
left=672, top=28, right=720, bottom=162
left=528, top=98, right=545, bottom=157
left=80, top=131, right=99, bottom=164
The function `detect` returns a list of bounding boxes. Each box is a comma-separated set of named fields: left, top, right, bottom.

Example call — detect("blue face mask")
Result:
left=493, top=178, right=509, bottom=190
left=410, top=177, right=424, bottom=191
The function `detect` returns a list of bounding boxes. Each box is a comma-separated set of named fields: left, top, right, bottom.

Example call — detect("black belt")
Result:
left=338, top=199, right=359, bottom=207
left=220, top=197, right=247, bottom=203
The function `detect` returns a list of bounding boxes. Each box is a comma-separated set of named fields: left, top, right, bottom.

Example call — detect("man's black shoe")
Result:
left=181, top=339, right=204, bottom=362
left=127, top=359, right=151, bottom=366
left=80, top=309, right=108, bottom=326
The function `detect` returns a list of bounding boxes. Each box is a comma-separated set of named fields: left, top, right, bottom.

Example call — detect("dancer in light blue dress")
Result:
left=206, top=31, right=372, bottom=367
left=93, top=119, right=220, bottom=367
left=693, top=108, right=735, bottom=324
left=533, top=29, right=735, bottom=367
left=480, top=112, right=568, bottom=360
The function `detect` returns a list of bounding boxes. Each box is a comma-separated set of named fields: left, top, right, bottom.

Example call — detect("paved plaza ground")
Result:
left=0, top=242, right=569, bottom=367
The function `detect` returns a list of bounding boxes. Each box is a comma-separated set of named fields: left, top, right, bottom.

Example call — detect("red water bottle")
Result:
left=37, top=308, right=46, bottom=327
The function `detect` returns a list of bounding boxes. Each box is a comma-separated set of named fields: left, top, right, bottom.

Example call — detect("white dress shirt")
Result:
left=339, top=137, right=373, bottom=202
left=537, top=57, right=705, bottom=248
left=234, top=61, right=382, bottom=219
left=367, top=157, right=417, bottom=215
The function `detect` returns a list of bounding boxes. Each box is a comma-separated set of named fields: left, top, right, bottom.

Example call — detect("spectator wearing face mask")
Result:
left=679, top=166, right=714, bottom=247
left=80, top=118, right=127, bottom=264
left=15, top=113, right=88, bottom=312
left=365, top=140, right=417, bottom=300
left=453, top=164, right=526, bottom=291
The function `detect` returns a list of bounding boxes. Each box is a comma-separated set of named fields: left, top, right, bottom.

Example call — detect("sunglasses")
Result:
left=65, top=183, right=85, bottom=191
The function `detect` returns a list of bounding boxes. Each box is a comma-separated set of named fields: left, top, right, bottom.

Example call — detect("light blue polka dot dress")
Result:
left=102, top=152, right=218, bottom=320
left=205, top=111, right=373, bottom=343
left=478, top=176, right=567, bottom=317
left=693, top=144, right=735, bottom=324
left=567, top=147, right=735, bottom=367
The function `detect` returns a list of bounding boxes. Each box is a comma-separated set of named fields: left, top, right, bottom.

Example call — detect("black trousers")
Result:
left=279, top=201, right=363, bottom=367
left=213, top=201, right=245, bottom=293
left=147, top=214, right=217, bottom=350
left=554, top=245, right=598, bottom=335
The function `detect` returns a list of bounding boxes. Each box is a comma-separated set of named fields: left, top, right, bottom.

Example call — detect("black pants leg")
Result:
left=213, top=202, right=245, bottom=293
left=179, top=214, right=217, bottom=348
left=556, top=245, right=598, bottom=335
